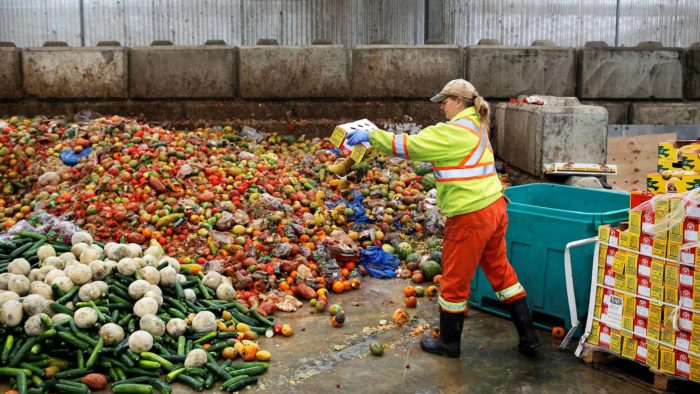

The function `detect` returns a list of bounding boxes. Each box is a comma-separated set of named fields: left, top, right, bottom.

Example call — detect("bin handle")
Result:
left=560, top=236, right=598, bottom=350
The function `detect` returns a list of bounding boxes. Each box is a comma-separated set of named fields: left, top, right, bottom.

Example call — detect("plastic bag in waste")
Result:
left=242, top=125, right=266, bottom=142
left=334, top=191, right=372, bottom=224
left=424, top=209, right=445, bottom=236
left=60, top=147, right=92, bottom=166
left=360, top=246, right=400, bottom=278
left=203, top=259, right=225, bottom=273
left=272, top=243, right=293, bottom=258
left=210, top=230, right=235, bottom=247
left=215, top=211, right=235, bottom=231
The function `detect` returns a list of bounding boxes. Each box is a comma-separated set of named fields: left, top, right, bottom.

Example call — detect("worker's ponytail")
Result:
left=474, top=95, right=491, bottom=127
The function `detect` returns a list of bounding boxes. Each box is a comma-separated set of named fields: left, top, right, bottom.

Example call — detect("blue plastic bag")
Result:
left=60, top=147, right=92, bottom=166
left=360, top=246, right=399, bottom=278
left=337, top=191, right=372, bottom=224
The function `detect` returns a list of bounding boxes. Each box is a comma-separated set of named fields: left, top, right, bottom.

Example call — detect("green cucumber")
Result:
left=112, top=383, right=154, bottom=393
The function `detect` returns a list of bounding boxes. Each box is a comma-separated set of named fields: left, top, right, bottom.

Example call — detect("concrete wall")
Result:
left=0, top=47, right=21, bottom=98
left=579, top=46, right=683, bottom=99
left=630, top=103, right=700, bottom=125
left=466, top=46, right=575, bottom=98
left=687, top=46, right=700, bottom=99
left=22, top=47, right=128, bottom=98
left=351, top=45, right=463, bottom=97
left=239, top=46, right=349, bottom=98
left=130, top=46, right=236, bottom=98
left=1, top=42, right=700, bottom=127
left=494, top=98, right=609, bottom=177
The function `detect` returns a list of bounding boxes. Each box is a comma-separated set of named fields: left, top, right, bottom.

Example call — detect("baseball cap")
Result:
left=430, top=79, right=477, bottom=103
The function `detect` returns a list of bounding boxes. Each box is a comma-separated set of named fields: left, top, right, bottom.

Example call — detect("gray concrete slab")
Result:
left=351, top=45, right=464, bottom=98
left=630, top=102, right=700, bottom=125
left=130, top=46, right=236, bottom=98
left=0, top=47, right=21, bottom=98
left=466, top=46, right=576, bottom=98
left=494, top=99, right=609, bottom=177
left=22, top=47, right=128, bottom=98
left=239, top=46, right=349, bottom=98
left=579, top=48, right=683, bottom=99
left=581, top=101, right=630, bottom=124
left=229, top=278, right=653, bottom=393
left=687, top=47, right=700, bottom=99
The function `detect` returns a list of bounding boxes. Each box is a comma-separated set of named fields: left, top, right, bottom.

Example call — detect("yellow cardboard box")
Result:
left=647, top=173, right=686, bottom=195
left=613, top=251, right=627, bottom=275
left=658, top=141, right=700, bottom=162
left=625, top=275, right=637, bottom=294
left=588, top=321, right=600, bottom=346
left=665, top=264, right=679, bottom=287
left=656, top=198, right=670, bottom=219
left=629, top=210, right=642, bottom=235
left=669, top=221, right=684, bottom=244
left=626, top=253, right=638, bottom=276
left=667, top=242, right=681, bottom=262
left=330, top=119, right=378, bottom=163
left=691, top=357, right=700, bottom=384
left=649, top=302, right=663, bottom=326
left=651, top=282, right=664, bottom=301
left=681, top=151, right=700, bottom=171
left=653, top=237, right=667, bottom=258
left=664, top=285, right=679, bottom=305
left=628, top=233, right=640, bottom=251
left=610, top=330, right=623, bottom=354
left=660, top=347, right=676, bottom=374
left=619, top=230, right=630, bottom=249
left=651, top=259, right=665, bottom=283
left=621, top=336, right=637, bottom=360
left=598, top=244, right=608, bottom=267
left=657, top=159, right=678, bottom=172
left=647, top=324, right=661, bottom=341
left=647, top=343, right=660, bottom=370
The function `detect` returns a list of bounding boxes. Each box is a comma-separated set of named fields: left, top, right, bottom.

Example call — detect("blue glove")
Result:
left=345, top=129, right=369, bottom=145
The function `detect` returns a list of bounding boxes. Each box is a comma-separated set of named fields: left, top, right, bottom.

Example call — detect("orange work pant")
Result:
left=438, top=197, right=526, bottom=314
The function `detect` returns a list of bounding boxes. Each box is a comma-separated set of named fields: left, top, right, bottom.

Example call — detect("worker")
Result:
left=345, top=79, right=540, bottom=358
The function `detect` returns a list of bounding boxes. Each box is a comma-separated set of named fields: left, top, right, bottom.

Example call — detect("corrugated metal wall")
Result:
left=1, top=0, right=698, bottom=48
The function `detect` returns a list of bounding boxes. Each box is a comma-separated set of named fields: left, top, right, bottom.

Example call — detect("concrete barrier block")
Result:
left=630, top=103, right=700, bottom=125
left=239, top=46, right=349, bottom=98
left=351, top=46, right=464, bottom=98
left=466, top=46, right=575, bottom=98
left=493, top=97, right=608, bottom=176
left=130, top=46, right=236, bottom=98
left=581, top=101, right=629, bottom=124
left=686, top=46, right=700, bottom=99
left=22, top=47, right=127, bottom=98
left=579, top=48, right=683, bottom=99
left=0, top=47, right=21, bottom=98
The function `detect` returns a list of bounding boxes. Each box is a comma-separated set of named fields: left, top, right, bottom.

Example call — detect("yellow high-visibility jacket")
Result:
left=368, top=106, right=501, bottom=217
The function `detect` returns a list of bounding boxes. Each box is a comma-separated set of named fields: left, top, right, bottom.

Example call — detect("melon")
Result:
left=405, top=253, right=421, bottom=264
left=430, top=250, right=442, bottom=264
left=419, top=260, right=441, bottom=281
left=421, top=173, right=436, bottom=190
left=395, top=242, right=413, bottom=259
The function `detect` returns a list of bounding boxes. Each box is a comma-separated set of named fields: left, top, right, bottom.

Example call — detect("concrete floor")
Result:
left=227, top=278, right=656, bottom=394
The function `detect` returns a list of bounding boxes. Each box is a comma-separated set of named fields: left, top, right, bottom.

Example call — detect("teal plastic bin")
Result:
left=468, top=184, right=629, bottom=337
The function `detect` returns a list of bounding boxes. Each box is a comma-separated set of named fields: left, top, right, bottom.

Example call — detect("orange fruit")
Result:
left=403, top=286, right=416, bottom=297
left=332, top=281, right=344, bottom=293
left=551, top=326, right=566, bottom=339
left=404, top=296, right=417, bottom=308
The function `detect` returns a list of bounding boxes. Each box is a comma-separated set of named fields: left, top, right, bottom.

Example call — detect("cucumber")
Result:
left=228, top=365, right=267, bottom=377
left=174, top=374, right=204, bottom=391
left=9, top=337, right=38, bottom=367
left=1, top=335, right=14, bottom=364
left=54, top=368, right=91, bottom=379
left=112, top=383, right=154, bottom=394
left=54, top=383, right=89, bottom=394
left=226, top=376, right=258, bottom=392
left=148, top=378, right=171, bottom=394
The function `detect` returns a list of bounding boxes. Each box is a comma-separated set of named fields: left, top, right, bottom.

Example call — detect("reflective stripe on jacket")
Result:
left=369, top=106, right=502, bottom=217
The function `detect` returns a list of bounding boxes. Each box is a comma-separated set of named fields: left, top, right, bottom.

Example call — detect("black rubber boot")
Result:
left=508, top=297, right=541, bottom=356
left=420, top=309, right=463, bottom=358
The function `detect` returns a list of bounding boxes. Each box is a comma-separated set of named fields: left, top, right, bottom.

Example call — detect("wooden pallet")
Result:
left=579, top=342, right=689, bottom=392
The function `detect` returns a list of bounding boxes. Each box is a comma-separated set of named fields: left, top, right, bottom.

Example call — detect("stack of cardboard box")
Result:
left=586, top=194, right=700, bottom=382
left=648, top=140, right=700, bottom=195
